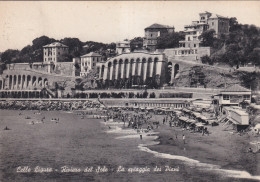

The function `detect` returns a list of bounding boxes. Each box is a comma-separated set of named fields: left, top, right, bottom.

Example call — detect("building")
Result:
left=43, top=42, right=69, bottom=63
left=143, top=23, right=175, bottom=51
left=163, top=11, right=228, bottom=64
left=96, top=52, right=166, bottom=87
left=218, top=84, right=251, bottom=107
left=179, top=11, right=229, bottom=49
left=80, top=52, right=102, bottom=76
left=116, top=40, right=131, bottom=55
left=207, top=13, right=230, bottom=38
left=0, top=62, right=76, bottom=98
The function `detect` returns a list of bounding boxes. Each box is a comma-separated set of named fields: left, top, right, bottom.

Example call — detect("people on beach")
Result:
left=183, top=134, right=186, bottom=144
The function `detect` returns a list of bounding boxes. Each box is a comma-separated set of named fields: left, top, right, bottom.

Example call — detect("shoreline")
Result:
left=103, top=113, right=260, bottom=181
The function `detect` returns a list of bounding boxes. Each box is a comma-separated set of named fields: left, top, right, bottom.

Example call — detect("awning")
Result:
left=199, top=115, right=208, bottom=121
left=196, top=123, right=204, bottom=127
left=187, top=119, right=196, bottom=123
left=192, top=112, right=201, bottom=117
left=179, top=116, right=189, bottom=121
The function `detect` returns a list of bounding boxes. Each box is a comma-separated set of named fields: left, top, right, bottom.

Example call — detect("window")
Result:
left=58, top=52, right=60, bottom=55
left=194, top=44, right=196, bottom=47
left=188, top=37, right=190, bottom=41
left=243, top=95, right=250, bottom=100
left=212, top=22, right=214, bottom=26
left=223, top=95, right=229, bottom=100
left=93, top=63, right=95, bottom=67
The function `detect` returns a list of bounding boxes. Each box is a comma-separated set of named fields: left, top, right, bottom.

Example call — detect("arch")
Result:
left=166, top=62, right=173, bottom=83
left=38, top=77, right=43, bottom=87
left=174, top=64, right=179, bottom=78
left=101, top=65, right=105, bottom=78
left=9, top=75, right=12, bottom=89
left=107, top=62, right=112, bottom=80
left=118, top=59, right=123, bottom=79
left=22, top=75, right=26, bottom=89
left=43, top=78, right=48, bottom=87
left=130, top=59, right=135, bottom=77
left=27, top=75, right=31, bottom=88
left=112, top=59, right=117, bottom=80
left=124, top=59, right=129, bottom=79
left=140, top=58, right=147, bottom=82
left=32, top=76, right=37, bottom=87
left=18, top=75, right=21, bottom=89
left=153, top=57, right=159, bottom=76
left=135, top=58, right=140, bottom=76
left=146, top=57, right=153, bottom=78
left=13, top=75, right=17, bottom=89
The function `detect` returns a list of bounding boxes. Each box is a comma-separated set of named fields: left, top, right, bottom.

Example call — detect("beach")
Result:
left=0, top=109, right=259, bottom=182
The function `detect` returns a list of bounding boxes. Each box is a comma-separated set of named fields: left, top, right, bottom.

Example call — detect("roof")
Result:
left=221, top=84, right=251, bottom=92
left=117, top=40, right=130, bottom=44
left=209, top=13, right=229, bottom=19
left=81, top=52, right=102, bottom=57
left=199, top=11, right=212, bottom=15
left=43, top=42, right=68, bottom=48
left=145, top=23, right=174, bottom=30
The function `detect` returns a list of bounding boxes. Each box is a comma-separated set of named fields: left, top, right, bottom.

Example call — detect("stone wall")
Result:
left=54, top=62, right=75, bottom=76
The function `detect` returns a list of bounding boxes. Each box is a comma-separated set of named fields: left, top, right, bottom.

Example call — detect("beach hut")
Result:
left=254, top=124, right=260, bottom=135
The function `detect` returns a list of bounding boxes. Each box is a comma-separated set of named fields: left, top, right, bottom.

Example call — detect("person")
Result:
left=183, top=134, right=186, bottom=144
left=140, top=130, right=143, bottom=140
left=248, top=148, right=253, bottom=153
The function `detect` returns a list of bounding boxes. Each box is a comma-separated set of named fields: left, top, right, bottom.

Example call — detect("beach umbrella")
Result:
left=254, top=124, right=260, bottom=129
left=196, top=123, right=204, bottom=127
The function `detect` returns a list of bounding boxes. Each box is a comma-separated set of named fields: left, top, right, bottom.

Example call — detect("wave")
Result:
left=138, top=142, right=260, bottom=181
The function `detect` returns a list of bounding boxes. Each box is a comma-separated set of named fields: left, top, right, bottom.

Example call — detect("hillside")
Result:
left=174, top=65, right=260, bottom=90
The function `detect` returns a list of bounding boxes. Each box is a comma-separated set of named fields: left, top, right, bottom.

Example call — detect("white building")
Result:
left=116, top=40, right=131, bottom=55
left=43, top=42, right=69, bottom=63
left=80, top=52, right=102, bottom=76
left=219, top=84, right=251, bottom=106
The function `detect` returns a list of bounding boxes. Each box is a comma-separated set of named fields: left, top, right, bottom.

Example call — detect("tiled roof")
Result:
left=81, top=52, right=101, bottom=57
left=145, top=23, right=174, bottom=30
left=222, top=84, right=251, bottom=92
left=43, top=42, right=68, bottom=48
left=209, top=13, right=229, bottom=19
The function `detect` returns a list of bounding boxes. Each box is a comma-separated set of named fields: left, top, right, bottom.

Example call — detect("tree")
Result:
left=1, top=49, right=20, bottom=64
left=32, top=36, right=56, bottom=50
left=201, top=55, right=213, bottom=65
left=156, top=32, right=185, bottom=49
left=60, top=37, right=83, bottom=57
left=130, top=37, right=143, bottom=51
left=199, top=29, right=216, bottom=47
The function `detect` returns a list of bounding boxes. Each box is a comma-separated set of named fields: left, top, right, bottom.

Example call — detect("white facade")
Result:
left=116, top=41, right=131, bottom=55
left=43, top=42, right=69, bottom=63
left=80, top=52, right=102, bottom=77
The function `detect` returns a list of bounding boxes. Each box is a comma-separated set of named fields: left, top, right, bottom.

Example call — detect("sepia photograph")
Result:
left=0, top=1, right=260, bottom=181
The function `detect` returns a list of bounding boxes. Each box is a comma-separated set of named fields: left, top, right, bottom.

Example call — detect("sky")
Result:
left=0, top=1, right=260, bottom=52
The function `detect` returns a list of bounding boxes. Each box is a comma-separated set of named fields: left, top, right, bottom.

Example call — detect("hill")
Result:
left=174, top=65, right=260, bottom=91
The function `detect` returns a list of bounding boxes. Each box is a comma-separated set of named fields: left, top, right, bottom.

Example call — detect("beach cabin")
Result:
left=219, top=84, right=251, bottom=108
left=222, top=107, right=249, bottom=131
